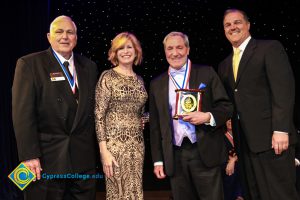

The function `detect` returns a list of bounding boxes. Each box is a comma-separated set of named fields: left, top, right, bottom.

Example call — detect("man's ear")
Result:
left=47, top=33, right=50, bottom=42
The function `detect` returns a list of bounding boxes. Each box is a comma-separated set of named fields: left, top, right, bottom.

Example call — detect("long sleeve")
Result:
left=12, top=58, right=42, bottom=161
left=95, top=71, right=111, bottom=142
left=265, top=41, right=295, bottom=132
left=149, top=80, right=164, bottom=163
left=207, top=67, right=233, bottom=129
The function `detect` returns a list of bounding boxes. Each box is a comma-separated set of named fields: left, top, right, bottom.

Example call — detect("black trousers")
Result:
left=24, top=169, right=97, bottom=200
left=236, top=122, right=299, bottom=200
left=170, top=138, right=224, bottom=200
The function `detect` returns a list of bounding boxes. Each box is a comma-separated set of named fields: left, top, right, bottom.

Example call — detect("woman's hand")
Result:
left=100, top=150, right=119, bottom=178
left=226, top=155, right=238, bottom=176
left=141, top=112, right=149, bottom=130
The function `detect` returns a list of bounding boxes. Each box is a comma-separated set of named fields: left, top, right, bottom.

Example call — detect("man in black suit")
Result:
left=218, top=9, right=298, bottom=200
left=12, top=16, right=98, bottom=200
left=149, top=31, right=233, bottom=200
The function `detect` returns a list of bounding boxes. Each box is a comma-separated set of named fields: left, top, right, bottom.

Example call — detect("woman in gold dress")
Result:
left=95, top=32, right=148, bottom=200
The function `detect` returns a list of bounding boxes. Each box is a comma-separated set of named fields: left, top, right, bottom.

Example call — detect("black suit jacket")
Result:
left=149, top=64, right=233, bottom=176
left=12, top=48, right=98, bottom=174
left=218, top=38, right=296, bottom=153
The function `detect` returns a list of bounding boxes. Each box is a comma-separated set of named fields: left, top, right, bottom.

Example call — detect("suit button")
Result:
left=57, top=97, right=62, bottom=102
left=234, top=89, right=238, bottom=92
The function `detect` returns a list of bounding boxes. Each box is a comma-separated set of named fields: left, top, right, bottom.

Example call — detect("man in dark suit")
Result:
left=218, top=9, right=298, bottom=200
left=12, top=16, right=98, bottom=200
left=149, top=31, right=233, bottom=200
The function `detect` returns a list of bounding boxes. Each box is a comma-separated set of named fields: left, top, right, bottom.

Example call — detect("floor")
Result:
left=96, top=191, right=173, bottom=200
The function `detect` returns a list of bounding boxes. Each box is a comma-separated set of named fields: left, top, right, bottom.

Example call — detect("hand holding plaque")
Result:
left=173, top=88, right=204, bottom=119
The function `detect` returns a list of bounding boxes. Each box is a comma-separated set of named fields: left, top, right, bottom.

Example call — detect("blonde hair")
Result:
left=108, top=32, right=143, bottom=66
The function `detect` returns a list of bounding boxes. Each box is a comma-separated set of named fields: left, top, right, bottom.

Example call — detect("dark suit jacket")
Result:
left=218, top=38, right=296, bottom=153
left=12, top=48, right=98, bottom=174
left=149, top=64, right=233, bottom=176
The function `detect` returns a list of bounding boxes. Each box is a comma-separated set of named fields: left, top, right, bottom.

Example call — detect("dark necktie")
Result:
left=63, top=61, right=72, bottom=79
left=63, top=61, right=79, bottom=102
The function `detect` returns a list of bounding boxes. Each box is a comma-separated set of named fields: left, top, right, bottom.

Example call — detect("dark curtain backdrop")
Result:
left=1, top=0, right=300, bottom=199
left=1, top=1, right=51, bottom=199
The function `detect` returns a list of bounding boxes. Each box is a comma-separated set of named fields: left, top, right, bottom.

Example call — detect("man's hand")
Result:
left=182, top=111, right=211, bottom=125
left=153, top=165, right=166, bottom=179
left=272, top=131, right=289, bottom=155
left=23, top=158, right=42, bottom=181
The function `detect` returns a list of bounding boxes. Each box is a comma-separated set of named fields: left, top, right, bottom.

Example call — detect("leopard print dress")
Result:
left=95, top=69, right=148, bottom=200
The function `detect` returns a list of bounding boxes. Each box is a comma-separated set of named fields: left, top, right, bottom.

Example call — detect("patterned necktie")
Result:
left=232, top=48, right=241, bottom=81
left=63, top=61, right=79, bottom=102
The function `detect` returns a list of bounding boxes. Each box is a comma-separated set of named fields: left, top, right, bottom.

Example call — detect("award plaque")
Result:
left=173, top=88, right=204, bottom=119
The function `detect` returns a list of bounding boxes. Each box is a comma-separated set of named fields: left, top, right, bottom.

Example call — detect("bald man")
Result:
left=12, top=16, right=98, bottom=200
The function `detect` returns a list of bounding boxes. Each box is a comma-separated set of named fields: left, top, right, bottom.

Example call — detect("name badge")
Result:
left=50, top=72, right=65, bottom=81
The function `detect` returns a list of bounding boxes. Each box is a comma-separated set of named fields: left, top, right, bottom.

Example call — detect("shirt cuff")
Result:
left=154, top=161, right=163, bottom=166
left=204, top=112, right=216, bottom=126
left=273, top=131, right=288, bottom=135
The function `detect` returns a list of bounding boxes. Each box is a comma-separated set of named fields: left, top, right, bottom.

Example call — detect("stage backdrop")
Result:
left=50, top=0, right=300, bottom=190
left=1, top=0, right=299, bottom=199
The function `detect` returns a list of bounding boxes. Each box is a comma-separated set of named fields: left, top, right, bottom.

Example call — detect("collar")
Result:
left=52, top=49, right=74, bottom=67
left=234, top=36, right=251, bottom=52
left=169, top=62, right=187, bottom=75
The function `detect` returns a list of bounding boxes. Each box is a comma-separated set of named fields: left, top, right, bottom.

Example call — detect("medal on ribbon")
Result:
left=169, top=59, right=204, bottom=119
left=52, top=49, right=77, bottom=94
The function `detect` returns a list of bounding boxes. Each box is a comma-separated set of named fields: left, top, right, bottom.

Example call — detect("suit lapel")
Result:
left=189, top=64, right=197, bottom=89
left=159, top=73, right=170, bottom=123
left=158, top=73, right=172, bottom=134
left=235, top=38, right=256, bottom=85
left=46, top=48, right=78, bottom=107
left=71, top=55, right=88, bottom=132
left=225, top=56, right=236, bottom=89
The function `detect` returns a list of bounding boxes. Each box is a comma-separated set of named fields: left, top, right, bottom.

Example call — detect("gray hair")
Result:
left=163, top=31, right=189, bottom=49
left=49, top=15, right=77, bottom=33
